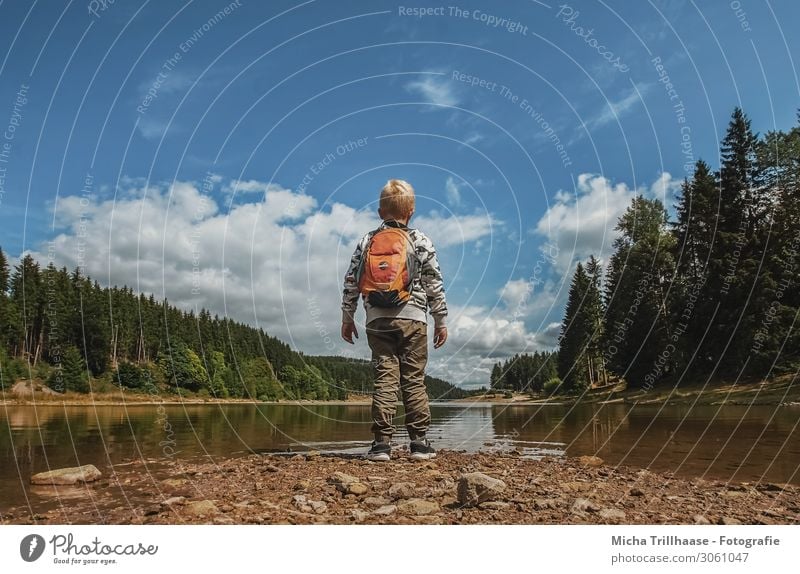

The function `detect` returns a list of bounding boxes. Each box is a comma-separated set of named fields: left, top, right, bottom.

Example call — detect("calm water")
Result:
left=1, top=402, right=799, bottom=510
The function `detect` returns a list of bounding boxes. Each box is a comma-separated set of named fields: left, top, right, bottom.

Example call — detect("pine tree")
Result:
left=670, top=160, right=718, bottom=374
left=603, top=196, right=676, bottom=388
left=49, top=346, right=89, bottom=393
left=584, top=256, right=606, bottom=386
left=10, top=254, right=44, bottom=363
left=0, top=247, right=12, bottom=354
left=752, top=120, right=800, bottom=372
left=490, top=363, right=502, bottom=388
left=702, top=108, right=767, bottom=375
left=0, top=247, right=8, bottom=294
left=207, top=351, right=229, bottom=398
left=558, top=262, right=591, bottom=391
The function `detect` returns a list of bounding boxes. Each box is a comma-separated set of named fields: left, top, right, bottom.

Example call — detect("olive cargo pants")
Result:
left=366, top=317, right=430, bottom=441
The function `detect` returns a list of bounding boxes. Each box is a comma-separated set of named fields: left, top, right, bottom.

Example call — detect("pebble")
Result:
left=388, top=482, right=416, bottom=500
left=577, top=456, right=605, bottom=467
left=350, top=509, right=368, bottom=522
left=533, top=498, right=559, bottom=510
left=693, top=514, right=711, bottom=525
left=563, top=481, right=593, bottom=493
left=329, top=472, right=360, bottom=490
left=183, top=500, right=219, bottom=517
left=397, top=498, right=440, bottom=516
left=372, top=505, right=397, bottom=516
left=309, top=501, right=328, bottom=514
left=718, top=516, right=741, bottom=525
left=599, top=508, right=626, bottom=521
left=363, top=496, right=391, bottom=508
left=572, top=498, right=601, bottom=513
left=479, top=501, right=511, bottom=511
left=346, top=483, right=369, bottom=496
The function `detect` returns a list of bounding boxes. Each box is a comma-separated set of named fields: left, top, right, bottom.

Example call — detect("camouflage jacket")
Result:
left=341, top=220, right=448, bottom=328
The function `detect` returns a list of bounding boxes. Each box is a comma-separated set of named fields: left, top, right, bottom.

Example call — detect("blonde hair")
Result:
left=379, top=179, right=415, bottom=219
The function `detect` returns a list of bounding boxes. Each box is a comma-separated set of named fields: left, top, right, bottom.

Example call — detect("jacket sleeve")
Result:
left=416, top=232, right=448, bottom=328
left=341, top=233, right=369, bottom=323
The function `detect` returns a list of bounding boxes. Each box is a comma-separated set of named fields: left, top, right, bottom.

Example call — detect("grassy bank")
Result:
left=455, top=374, right=800, bottom=407
left=3, top=374, right=798, bottom=407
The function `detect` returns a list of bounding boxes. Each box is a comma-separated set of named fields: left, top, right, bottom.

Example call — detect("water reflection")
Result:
left=1, top=403, right=798, bottom=510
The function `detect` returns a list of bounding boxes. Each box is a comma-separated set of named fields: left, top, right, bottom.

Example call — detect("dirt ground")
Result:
left=4, top=449, right=798, bottom=525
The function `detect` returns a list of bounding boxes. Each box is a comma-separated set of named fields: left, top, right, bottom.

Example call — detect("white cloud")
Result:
left=649, top=170, right=682, bottom=209
left=463, top=132, right=484, bottom=146
left=32, top=178, right=506, bottom=388
left=586, top=83, right=651, bottom=129
left=404, top=75, right=459, bottom=108
left=533, top=171, right=680, bottom=274
left=29, top=171, right=683, bottom=389
left=414, top=210, right=497, bottom=248
left=445, top=176, right=462, bottom=207
left=223, top=179, right=287, bottom=195
left=136, top=116, right=178, bottom=140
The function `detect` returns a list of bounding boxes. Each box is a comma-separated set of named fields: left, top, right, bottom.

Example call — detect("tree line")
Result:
left=0, top=257, right=467, bottom=400
left=555, top=107, right=800, bottom=392
left=489, top=351, right=558, bottom=393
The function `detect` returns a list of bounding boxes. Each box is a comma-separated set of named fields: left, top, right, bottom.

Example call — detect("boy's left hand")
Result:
left=433, top=326, right=448, bottom=349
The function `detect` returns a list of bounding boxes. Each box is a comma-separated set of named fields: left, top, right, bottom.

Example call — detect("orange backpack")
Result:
left=358, top=227, right=418, bottom=307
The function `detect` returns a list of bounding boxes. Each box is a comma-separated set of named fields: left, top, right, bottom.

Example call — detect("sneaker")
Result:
left=409, top=437, right=436, bottom=460
left=366, top=440, right=391, bottom=462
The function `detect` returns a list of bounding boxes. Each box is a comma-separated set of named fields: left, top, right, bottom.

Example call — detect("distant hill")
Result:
left=0, top=251, right=466, bottom=400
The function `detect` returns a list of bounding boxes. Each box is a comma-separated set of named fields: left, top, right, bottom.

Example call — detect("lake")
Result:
left=1, top=402, right=799, bottom=511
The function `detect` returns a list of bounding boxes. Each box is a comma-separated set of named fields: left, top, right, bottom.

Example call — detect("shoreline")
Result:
left=3, top=374, right=797, bottom=407
left=4, top=450, right=798, bottom=525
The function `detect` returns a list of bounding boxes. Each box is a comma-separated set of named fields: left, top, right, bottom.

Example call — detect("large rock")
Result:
left=31, top=464, right=102, bottom=485
left=457, top=472, right=507, bottom=506
left=12, top=380, right=62, bottom=398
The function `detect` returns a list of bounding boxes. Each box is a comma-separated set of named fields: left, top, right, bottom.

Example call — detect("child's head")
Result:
left=378, top=179, right=415, bottom=222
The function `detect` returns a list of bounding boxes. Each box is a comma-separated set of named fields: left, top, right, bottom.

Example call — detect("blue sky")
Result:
left=0, top=0, right=798, bottom=387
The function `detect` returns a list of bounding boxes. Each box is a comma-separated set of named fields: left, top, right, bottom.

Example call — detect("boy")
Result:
left=341, top=179, right=448, bottom=461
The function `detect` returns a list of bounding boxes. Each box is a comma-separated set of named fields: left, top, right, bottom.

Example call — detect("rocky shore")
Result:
left=3, top=449, right=799, bottom=525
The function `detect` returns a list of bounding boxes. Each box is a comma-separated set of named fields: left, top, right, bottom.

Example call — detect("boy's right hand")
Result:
left=341, top=322, right=359, bottom=344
